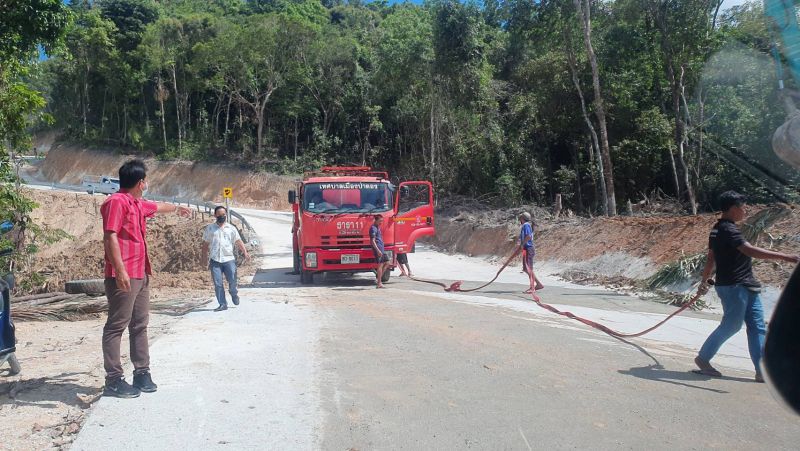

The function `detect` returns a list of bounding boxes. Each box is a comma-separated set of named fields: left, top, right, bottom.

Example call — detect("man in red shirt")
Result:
left=101, top=159, right=189, bottom=398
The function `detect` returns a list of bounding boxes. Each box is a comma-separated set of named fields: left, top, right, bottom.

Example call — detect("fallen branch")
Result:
left=20, top=294, right=86, bottom=307
left=11, top=291, right=69, bottom=303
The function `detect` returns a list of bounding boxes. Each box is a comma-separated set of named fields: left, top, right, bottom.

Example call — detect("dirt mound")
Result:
left=37, top=142, right=295, bottom=210
left=23, top=189, right=257, bottom=295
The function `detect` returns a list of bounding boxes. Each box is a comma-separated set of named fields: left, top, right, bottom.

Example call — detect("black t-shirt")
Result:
left=709, top=219, right=759, bottom=287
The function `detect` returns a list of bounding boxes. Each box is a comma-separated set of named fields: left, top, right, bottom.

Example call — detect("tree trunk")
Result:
left=667, top=148, right=680, bottom=196
left=83, top=62, right=90, bottom=137
left=255, top=101, right=264, bottom=156
left=711, top=0, right=723, bottom=31
left=569, top=145, right=585, bottom=213
left=430, top=96, right=436, bottom=182
left=224, top=94, right=232, bottom=146
left=294, top=116, right=299, bottom=161
left=213, top=93, right=222, bottom=141
left=565, top=26, right=608, bottom=215
left=669, top=65, right=697, bottom=214
left=100, top=88, right=108, bottom=136
left=695, top=87, right=705, bottom=196
left=157, top=75, right=168, bottom=151
left=123, top=104, right=128, bottom=145
left=141, top=85, right=149, bottom=136
left=170, top=65, right=182, bottom=152
left=575, top=0, right=616, bottom=215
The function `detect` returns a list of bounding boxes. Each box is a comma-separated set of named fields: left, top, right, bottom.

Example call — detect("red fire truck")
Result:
left=289, top=167, right=435, bottom=284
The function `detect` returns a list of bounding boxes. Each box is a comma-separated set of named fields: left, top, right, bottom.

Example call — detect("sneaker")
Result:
left=103, top=378, right=141, bottom=398
left=755, top=373, right=765, bottom=383
left=133, top=372, right=158, bottom=393
left=232, top=296, right=240, bottom=306
left=214, top=305, right=228, bottom=312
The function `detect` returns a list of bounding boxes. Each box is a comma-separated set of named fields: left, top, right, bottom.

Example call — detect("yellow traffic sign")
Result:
left=223, top=187, right=233, bottom=199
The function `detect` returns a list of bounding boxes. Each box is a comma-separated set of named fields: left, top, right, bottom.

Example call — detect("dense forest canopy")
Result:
left=11, top=0, right=800, bottom=213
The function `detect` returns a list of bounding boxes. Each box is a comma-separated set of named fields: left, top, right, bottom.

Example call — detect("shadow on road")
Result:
left=618, top=365, right=732, bottom=394
left=613, top=336, right=741, bottom=393
left=611, top=332, right=757, bottom=392
left=0, top=372, right=100, bottom=409
left=241, top=267, right=300, bottom=289
left=242, top=267, right=376, bottom=289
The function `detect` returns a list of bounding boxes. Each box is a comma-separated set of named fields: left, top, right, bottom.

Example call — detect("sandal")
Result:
left=694, top=356, right=722, bottom=377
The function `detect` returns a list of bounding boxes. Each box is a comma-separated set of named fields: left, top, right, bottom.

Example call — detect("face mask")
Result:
left=216, top=215, right=227, bottom=224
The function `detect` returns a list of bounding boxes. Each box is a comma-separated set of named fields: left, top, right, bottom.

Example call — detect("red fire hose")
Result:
left=410, top=249, right=701, bottom=339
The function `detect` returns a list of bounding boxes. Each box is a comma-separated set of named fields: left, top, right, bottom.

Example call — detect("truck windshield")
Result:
left=303, top=182, right=394, bottom=213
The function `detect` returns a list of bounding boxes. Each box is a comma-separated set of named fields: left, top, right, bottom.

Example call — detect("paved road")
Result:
left=73, top=210, right=800, bottom=450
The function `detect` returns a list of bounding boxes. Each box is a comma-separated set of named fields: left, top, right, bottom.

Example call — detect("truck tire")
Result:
left=300, top=270, right=314, bottom=285
left=7, top=353, right=20, bottom=375
left=65, top=279, right=106, bottom=295
left=293, top=247, right=301, bottom=274
left=381, top=269, right=391, bottom=283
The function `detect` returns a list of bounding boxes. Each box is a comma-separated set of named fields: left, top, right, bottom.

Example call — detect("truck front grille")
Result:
left=320, top=234, right=370, bottom=248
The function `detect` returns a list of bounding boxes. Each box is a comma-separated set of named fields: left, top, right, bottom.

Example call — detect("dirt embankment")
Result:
left=428, top=205, right=800, bottom=289
left=36, top=142, right=295, bottom=210
left=24, top=189, right=258, bottom=296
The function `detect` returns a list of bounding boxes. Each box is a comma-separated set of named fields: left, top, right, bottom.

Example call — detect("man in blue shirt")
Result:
left=370, top=214, right=391, bottom=288
left=518, top=212, right=542, bottom=301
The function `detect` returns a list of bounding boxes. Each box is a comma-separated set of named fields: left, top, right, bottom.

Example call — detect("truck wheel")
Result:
left=300, top=270, right=314, bottom=285
left=381, top=269, right=391, bottom=283
left=65, top=279, right=106, bottom=295
left=7, top=353, right=20, bottom=375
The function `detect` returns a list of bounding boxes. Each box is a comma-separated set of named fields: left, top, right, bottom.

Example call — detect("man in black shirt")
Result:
left=695, top=191, right=799, bottom=382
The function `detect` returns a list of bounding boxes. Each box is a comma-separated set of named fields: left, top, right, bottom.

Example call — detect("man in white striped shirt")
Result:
left=201, top=206, right=250, bottom=311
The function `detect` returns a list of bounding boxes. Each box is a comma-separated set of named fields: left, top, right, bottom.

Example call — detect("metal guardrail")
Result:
left=145, top=193, right=255, bottom=235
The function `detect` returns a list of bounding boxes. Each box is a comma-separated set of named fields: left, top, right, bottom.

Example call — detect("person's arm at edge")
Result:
left=153, top=202, right=190, bottom=216
left=235, top=239, right=249, bottom=261
left=201, top=241, right=209, bottom=265
left=370, top=229, right=381, bottom=255
left=738, top=243, right=800, bottom=263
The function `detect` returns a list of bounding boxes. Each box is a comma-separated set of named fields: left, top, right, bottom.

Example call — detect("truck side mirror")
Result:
left=288, top=190, right=297, bottom=204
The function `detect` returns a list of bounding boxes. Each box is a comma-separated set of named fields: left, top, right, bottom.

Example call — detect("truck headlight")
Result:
left=384, top=250, right=394, bottom=262
left=305, top=252, right=318, bottom=268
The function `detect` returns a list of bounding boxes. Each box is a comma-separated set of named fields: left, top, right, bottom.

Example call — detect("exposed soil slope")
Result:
left=37, top=142, right=295, bottom=210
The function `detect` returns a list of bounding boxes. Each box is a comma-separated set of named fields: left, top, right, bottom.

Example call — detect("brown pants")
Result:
left=103, top=277, right=150, bottom=381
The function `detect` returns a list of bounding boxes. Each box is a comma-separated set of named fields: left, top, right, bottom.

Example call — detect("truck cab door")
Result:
left=393, top=181, right=435, bottom=254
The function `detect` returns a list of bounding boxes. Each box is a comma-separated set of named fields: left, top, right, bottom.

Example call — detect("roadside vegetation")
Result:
left=17, top=0, right=797, bottom=214
left=1, top=0, right=72, bottom=289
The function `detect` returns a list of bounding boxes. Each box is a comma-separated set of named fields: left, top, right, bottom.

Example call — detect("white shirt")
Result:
left=203, top=223, right=242, bottom=263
